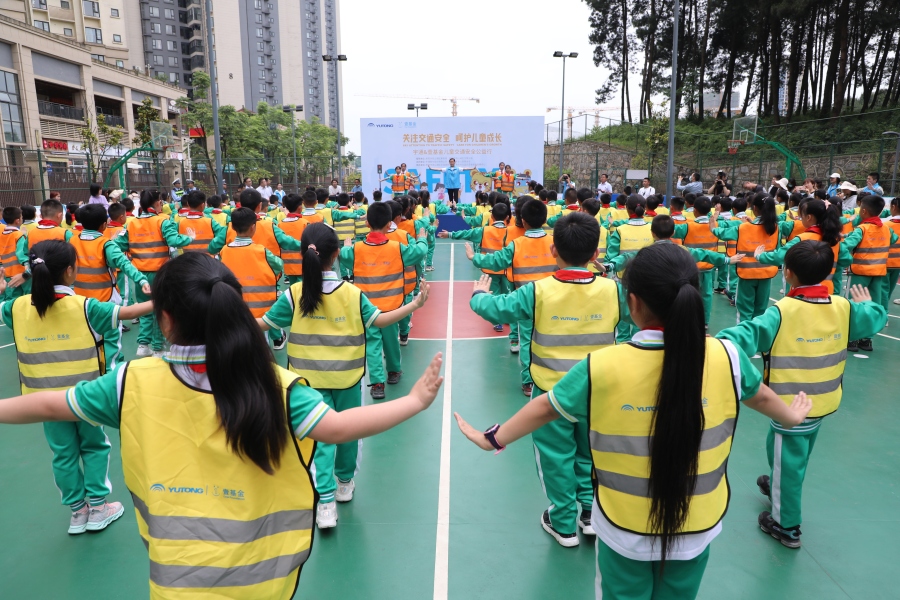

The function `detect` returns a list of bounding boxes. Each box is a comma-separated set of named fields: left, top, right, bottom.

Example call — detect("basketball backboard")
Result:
left=733, top=116, right=759, bottom=144
left=149, top=121, right=174, bottom=151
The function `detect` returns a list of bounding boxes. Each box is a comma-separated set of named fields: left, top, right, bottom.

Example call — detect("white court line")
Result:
left=877, top=332, right=900, bottom=342
left=433, top=244, right=453, bottom=600
left=0, top=342, right=14, bottom=349
left=889, top=314, right=899, bottom=319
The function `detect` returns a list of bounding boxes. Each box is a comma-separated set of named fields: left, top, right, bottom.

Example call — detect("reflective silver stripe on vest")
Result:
left=187, top=238, right=213, bottom=245
left=288, top=356, right=366, bottom=371
left=132, top=251, right=170, bottom=259
left=246, top=300, right=274, bottom=309
left=242, top=286, right=275, bottom=293
left=283, top=259, right=302, bottom=265
left=532, top=331, right=615, bottom=348
left=132, top=493, right=312, bottom=543
left=769, top=349, right=846, bottom=370
left=355, top=273, right=403, bottom=284
left=736, top=260, right=770, bottom=269
left=288, top=332, right=365, bottom=347
left=20, top=370, right=99, bottom=389
left=75, top=280, right=113, bottom=290
left=595, top=459, right=728, bottom=498
left=685, top=242, right=717, bottom=249
left=17, top=347, right=100, bottom=365
left=853, top=246, right=889, bottom=253
left=149, top=551, right=310, bottom=589
left=77, top=266, right=110, bottom=275
left=514, top=265, right=557, bottom=275
left=130, top=241, right=167, bottom=249
left=768, top=375, right=843, bottom=396
left=590, top=418, right=735, bottom=457
left=531, top=355, right=579, bottom=372
left=851, top=257, right=887, bottom=265
left=1, top=251, right=17, bottom=260
left=362, top=288, right=404, bottom=299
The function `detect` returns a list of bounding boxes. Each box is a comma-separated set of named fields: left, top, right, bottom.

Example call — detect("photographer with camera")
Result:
left=707, top=170, right=731, bottom=195
left=558, top=173, right=575, bottom=193
left=677, top=171, right=704, bottom=195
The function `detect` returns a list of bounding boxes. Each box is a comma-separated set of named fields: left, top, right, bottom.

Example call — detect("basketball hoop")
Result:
left=727, top=139, right=744, bottom=155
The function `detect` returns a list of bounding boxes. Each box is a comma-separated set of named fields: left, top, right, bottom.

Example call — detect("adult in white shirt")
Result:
left=597, top=173, right=613, bottom=195
left=328, top=179, right=342, bottom=197
left=637, top=178, right=655, bottom=198
left=838, top=181, right=858, bottom=210
left=256, top=177, right=273, bottom=200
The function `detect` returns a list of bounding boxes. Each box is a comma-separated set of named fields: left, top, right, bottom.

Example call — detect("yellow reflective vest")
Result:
left=766, top=296, right=850, bottom=417
left=588, top=339, right=738, bottom=534
left=614, top=222, right=653, bottom=277
left=120, top=358, right=315, bottom=600
left=530, top=276, right=619, bottom=390
left=333, top=209, right=356, bottom=241
left=12, top=294, right=104, bottom=393
left=286, top=281, right=366, bottom=389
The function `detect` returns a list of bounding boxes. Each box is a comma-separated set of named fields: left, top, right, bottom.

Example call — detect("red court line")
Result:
left=408, top=282, right=450, bottom=340
left=451, top=286, right=512, bottom=340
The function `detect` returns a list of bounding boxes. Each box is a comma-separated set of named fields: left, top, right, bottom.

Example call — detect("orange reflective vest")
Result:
left=501, top=172, right=515, bottom=193
left=125, top=215, right=169, bottom=272
left=398, top=219, right=416, bottom=239
left=178, top=215, right=215, bottom=254
left=725, top=216, right=741, bottom=255
left=0, top=228, right=25, bottom=277
left=386, top=229, right=417, bottom=295
left=219, top=243, right=277, bottom=317
left=887, top=219, right=900, bottom=269
left=27, top=224, right=66, bottom=252
left=684, top=221, right=719, bottom=271
left=785, top=218, right=806, bottom=242
left=505, top=223, right=526, bottom=243
left=227, top=217, right=281, bottom=257
left=70, top=234, right=115, bottom=301
left=736, top=223, right=779, bottom=279
left=103, top=223, right=125, bottom=241
left=797, top=231, right=840, bottom=294
left=279, top=216, right=309, bottom=277
left=480, top=224, right=507, bottom=276
left=353, top=239, right=405, bottom=310
left=510, top=234, right=555, bottom=288
left=391, top=174, right=406, bottom=193
left=850, top=222, right=890, bottom=277
left=302, top=211, right=325, bottom=225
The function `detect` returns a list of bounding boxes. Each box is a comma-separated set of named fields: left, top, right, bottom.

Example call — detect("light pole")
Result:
left=884, top=131, right=900, bottom=197
left=322, top=54, right=347, bottom=187
left=553, top=51, right=577, bottom=193
left=206, top=0, right=224, bottom=196
left=665, top=0, right=681, bottom=203
left=283, top=104, right=303, bottom=193
left=408, top=103, right=428, bottom=117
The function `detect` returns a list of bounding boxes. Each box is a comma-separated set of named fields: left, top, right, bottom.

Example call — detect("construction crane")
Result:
left=546, top=105, right=619, bottom=127
left=355, top=94, right=480, bottom=116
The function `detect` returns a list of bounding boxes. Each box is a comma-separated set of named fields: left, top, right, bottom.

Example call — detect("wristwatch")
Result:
left=483, top=424, right=505, bottom=454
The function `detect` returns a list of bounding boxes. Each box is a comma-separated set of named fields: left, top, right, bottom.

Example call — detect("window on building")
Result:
left=91, top=54, right=105, bottom=62
left=153, top=55, right=163, bottom=65
left=254, top=0, right=261, bottom=8
left=165, top=8, right=175, bottom=19
left=166, top=24, right=175, bottom=34
left=270, top=44, right=275, bottom=51
left=152, top=39, right=162, bottom=49
left=116, top=60, right=124, bottom=67
left=259, top=70, right=265, bottom=79
left=169, top=56, right=178, bottom=66
left=256, top=28, right=263, bottom=37
left=255, top=14, right=262, bottom=23
left=63, top=27, right=73, bottom=36
left=167, top=40, right=177, bottom=51
left=60, top=0, right=70, bottom=8
left=150, top=23, right=161, bottom=33
left=113, top=34, right=122, bottom=43
left=110, top=8, right=119, bottom=17
left=259, top=83, right=266, bottom=92
left=257, top=42, right=264, bottom=50
left=169, top=72, right=179, bottom=84
left=271, top=58, right=276, bottom=65
left=34, top=20, right=50, bottom=32
left=82, top=0, right=99, bottom=17
left=0, top=72, right=25, bottom=144
left=85, top=27, right=102, bottom=43
left=149, top=6, right=159, bottom=17
left=257, top=56, right=264, bottom=65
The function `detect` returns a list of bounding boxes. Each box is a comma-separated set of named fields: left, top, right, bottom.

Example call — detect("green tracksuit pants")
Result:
left=698, top=269, right=714, bottom=325
left=518, top=319, right=533, bottom=386
left=735, top=277, right=773, bottom=323
left=531, top=384, right=593, bottom=535
left=846, top=275, right=886, bottom=340
left=366, top=322, right=401, bottom=385
left=313, top=384, right=363, bottom=504
left=136, top=271, right=166, bottom=351
left=832, top=269, right=844, bottom=297
left=426, top=231, right=436, bottom=267
left=44, top=421, right=112, bottom=509
left=882, top=269, right=899, bottom=312
left=766, top=425, right=820, bottom=529
left=596, top=538, right=710, bottom=600
left=724, top=263, right=738, bottom=297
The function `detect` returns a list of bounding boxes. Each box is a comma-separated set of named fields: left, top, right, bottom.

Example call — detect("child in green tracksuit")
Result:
left=258, top=222, right=428, bottom=529
left=470, top=212, right=628, bottom=546
left=884, top=198, right=900, bottom=311
left=439, top=203, right=514, bottom=334
left=718, top=240, right=886, bottom=548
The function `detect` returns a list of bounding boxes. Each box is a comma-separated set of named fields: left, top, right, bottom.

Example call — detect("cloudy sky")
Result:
left=337, top=0, right=629, bottom=154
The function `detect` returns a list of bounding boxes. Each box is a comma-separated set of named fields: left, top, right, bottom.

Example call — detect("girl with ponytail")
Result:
left=0, top=251, right=443, bottom=597
left=257, top=223, right=431, bottom=528
left=454, top=242, right=812, bottom=599
left=710, top=193, right=782, bottom=321
left=0, top=239, right=152, bottom=535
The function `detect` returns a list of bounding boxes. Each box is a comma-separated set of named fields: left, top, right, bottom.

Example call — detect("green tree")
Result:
left=79, top=107, right=123, bottom=183
left=132, top=97, right=159, bottom=147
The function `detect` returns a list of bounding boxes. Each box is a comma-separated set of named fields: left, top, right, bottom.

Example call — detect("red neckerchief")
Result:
left=145, top=208, right=158, bottom=215
left=338, top=207, right=352, bottom=211
left=178, top=208, right=190, bottom=215
left=188, top=364, right=207, bottom=373
left=286, top=213, right=303, bottom=218
left=187, top=211, right=205, bottom=217
left=555, top=268, right=592, bottom=281
left=54, top=293, right=68, bottom=300
left=670, top=211, right=683, bottom=216
left=108, top=221, right=124, bottom=228
left=806, top=225, right=822, bottom=235
left=642, top=327, right=665, bottom=332
left=566, top=204, right=579, bottom=211
left=788, top=285, right=830, bottom=299
left=74, top=224, right=83, bottom=231
left=366, top=232, right=388, bottom=244
left=601, top=204, right=611, bottom=208
left=645, top=210, right=657, bottom=217
left=211, top=209, right=223, bottom=214
left=38, top=220, right=58, bottom=227
left=256, top=213, right=265, bottom=221
left=861, top=217, right=883, bottom=227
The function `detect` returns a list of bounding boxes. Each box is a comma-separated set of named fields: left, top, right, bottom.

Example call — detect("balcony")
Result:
left=38, top=100, right=84, bottom=121
left=32, top=0, right=47, bottom=9
left=98, top=113, right=124, bottom=128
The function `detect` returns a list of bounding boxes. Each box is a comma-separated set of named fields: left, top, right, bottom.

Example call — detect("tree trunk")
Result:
left=830, top=0, right=851, bottom=118
left=799, top=14, right=816, bottom=114
left=621, top=0, right=631, bottom=122
left=697, top=0, right=712, bottom=120
left=742, top=50, right=757, bottom=117
left=768, top=15, right=781, bottom=123
left=785, top=27, right=803, bottom=121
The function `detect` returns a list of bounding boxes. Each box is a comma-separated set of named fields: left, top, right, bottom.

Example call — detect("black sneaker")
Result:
left=273, top=332, right=287, bottom=351
left=541, top=510, right=579, bottom=547
left=370, top=383, right=385, bottom=400
left=399, top=333, right=409, bottom=346
left=387, top=371, right=402, bottom=385
left=714, top=287, right=726, bottom=295
left=522, top=383, right=533, bottom=397
left=757, top=475, right=771, bottom=498
left=121, top=325, right=131, bottom=333
left=758, top=511, right=801, bottom=549
left=579, top=510, right=595, bottom=535
left=858, top=338, right=873, bottom=352
left=847, top=339, right=859, bottom=352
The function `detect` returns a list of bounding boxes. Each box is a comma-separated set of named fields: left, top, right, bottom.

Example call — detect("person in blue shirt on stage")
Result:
left=428, top=158, right=467, bottom=207
left=350, top=179, right=363, bottom=194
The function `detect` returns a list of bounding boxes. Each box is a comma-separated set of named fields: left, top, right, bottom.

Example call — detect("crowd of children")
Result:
left=0, top=175, right=895, bottom=599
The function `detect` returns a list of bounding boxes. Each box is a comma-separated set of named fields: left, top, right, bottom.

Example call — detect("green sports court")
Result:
left=1, top=239, right=898, bottom=599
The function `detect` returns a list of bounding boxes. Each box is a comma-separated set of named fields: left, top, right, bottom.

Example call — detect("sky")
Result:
left=336, top=0, right=628, bottom=155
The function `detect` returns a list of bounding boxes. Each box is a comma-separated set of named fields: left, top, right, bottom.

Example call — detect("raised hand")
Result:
left=453, top=413, right=493, bottom=451
left=729, top=253, right=746, bottom=264
left=464, top=242, right=475, bottom=260
left=410, top=353, right=444, bottom=410
left=849, top=284, right=871, bottom=303
left=472, top=273, right=492, bottom=295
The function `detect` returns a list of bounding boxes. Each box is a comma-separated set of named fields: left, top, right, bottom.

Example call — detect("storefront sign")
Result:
left=42, top=139, right=68, bottom=152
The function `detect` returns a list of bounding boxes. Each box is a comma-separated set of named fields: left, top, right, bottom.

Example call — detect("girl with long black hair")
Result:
left=0, top=240, right=152, bottom=535
left=454, top=242, right=812, bottom=599
left=0, top=251, right=443, bottom=599
left=258, top=223, right=430, bottom=528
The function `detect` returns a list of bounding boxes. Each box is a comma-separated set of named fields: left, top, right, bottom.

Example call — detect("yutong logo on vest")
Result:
left=621, top=404, right=656, bottom=412
left=150, top=483, right=206, bottom=494
left=795, top=337, right=825, bottom=343
left=551, top=316, right=580, bottom=322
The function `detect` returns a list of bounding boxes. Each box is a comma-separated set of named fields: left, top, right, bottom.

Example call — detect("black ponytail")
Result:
left=754, top=195, right=778, bottom=235
left=299, top=223, right=340, bottom=317
left=29, top=240, right=76, bottom=318
left=153, top=253, right=288, bottom=474
left=623, top=243, right=706, bottom=568
left=801, top=199, right=842, bottom=247
left=626, top=194, right=646, bottom=218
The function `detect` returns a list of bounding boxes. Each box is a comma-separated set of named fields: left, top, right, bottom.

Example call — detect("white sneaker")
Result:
left=510, top=342, right=520, bottom=354
left=68, top=506, right=89, bottom=535
left=135, top=344, right=152, bottom=357
left=316, top=501, right=337, bottom=528
left=86, top=502, right=124, bottom=532
left=335, top=479, right=355, bottom=503
left=152, top=350, right=165, bottom=359
left=273, top=332, right=287, bottom=351
left=131, top=318, right=140, bottom=324
left=893, top=299, right=900, bottom=305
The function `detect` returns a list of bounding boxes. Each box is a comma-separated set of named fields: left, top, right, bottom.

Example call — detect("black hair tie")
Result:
left=207, top=276, right=222, bottom=290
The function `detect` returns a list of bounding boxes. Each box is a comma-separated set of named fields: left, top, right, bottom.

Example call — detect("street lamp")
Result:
left=322, top=54, right=347, bottom=187
left=883, top=131, right=900, bottom=196
left=553, top=52, right=577, bottom=193
left=408, top=103, right=428, bottom=117
left=283, top=104, right=303, bottom=193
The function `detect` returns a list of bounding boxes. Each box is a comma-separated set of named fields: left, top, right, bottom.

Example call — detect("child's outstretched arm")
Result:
left=454, top=393, right=559, bottom=451
left=744, top=387, right=812, bottom=428
left=118, top=301, right=154, bottom=322
left=310, top=353, right=444, bottom=444
left=373, top=282, right=430, bottom=327
left=0, top=391, right=78, bottom=424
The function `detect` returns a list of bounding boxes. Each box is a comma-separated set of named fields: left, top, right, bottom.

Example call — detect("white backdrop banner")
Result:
left=360, top=116, right=544, bottom=204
